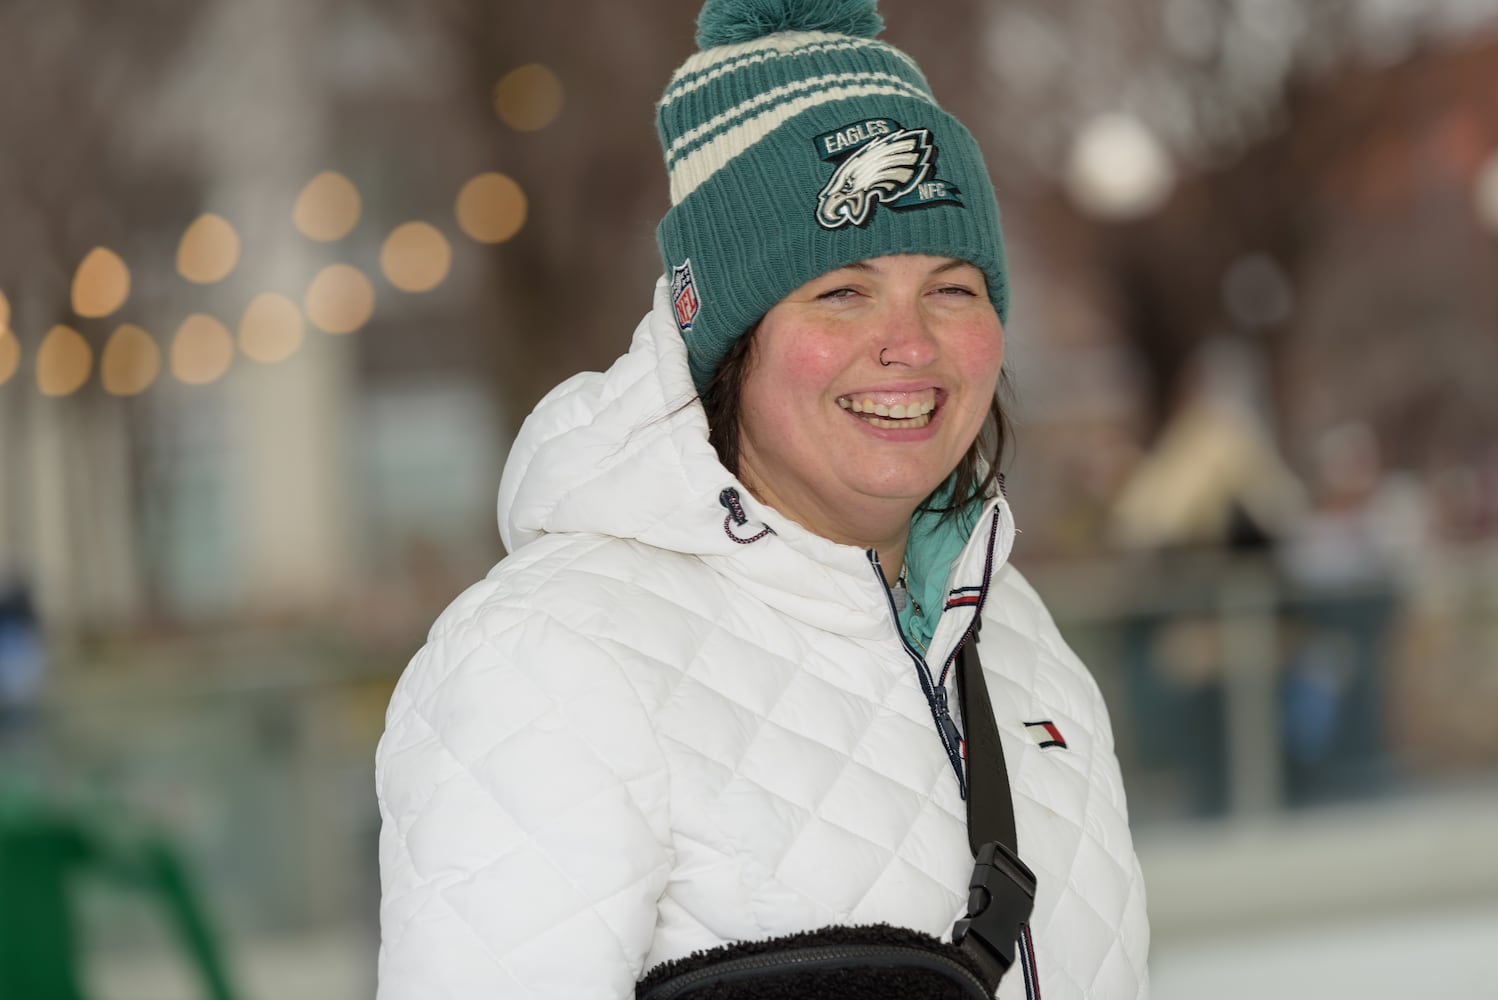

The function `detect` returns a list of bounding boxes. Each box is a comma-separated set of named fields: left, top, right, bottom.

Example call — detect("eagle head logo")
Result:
left=816, top=128, right=935, bottom=229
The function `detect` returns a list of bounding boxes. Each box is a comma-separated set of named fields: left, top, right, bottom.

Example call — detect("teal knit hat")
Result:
left=657, top=0, right=1009, bottom=392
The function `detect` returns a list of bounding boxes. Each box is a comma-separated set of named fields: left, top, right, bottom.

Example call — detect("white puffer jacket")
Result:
left=376, top=279, right=1150, bottom=1000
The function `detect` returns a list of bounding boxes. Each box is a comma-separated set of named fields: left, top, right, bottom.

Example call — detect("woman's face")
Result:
left=736, top=254, right=1004, bottom=543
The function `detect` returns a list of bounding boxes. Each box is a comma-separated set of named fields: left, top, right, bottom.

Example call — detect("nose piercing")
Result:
left=879, top=348, right=892, bottom=367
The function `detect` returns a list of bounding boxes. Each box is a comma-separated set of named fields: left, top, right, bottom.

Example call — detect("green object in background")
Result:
left=0, top=784, right=237, bottom=1000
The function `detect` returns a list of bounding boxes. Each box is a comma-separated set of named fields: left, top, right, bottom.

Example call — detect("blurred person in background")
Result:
left=0, top=575, right=47, bottom=764
left=1278, top=422, right=1406, bottom=804
left=376, top=1, right=1148, bottom=998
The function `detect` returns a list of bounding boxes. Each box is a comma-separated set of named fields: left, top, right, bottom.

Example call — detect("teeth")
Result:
left=866, top=413, right=932, bottom=429
left=837, top=395, right=936, bottom=418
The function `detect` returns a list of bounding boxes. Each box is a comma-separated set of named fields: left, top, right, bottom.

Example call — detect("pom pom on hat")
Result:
left=695, top=0, right=884, bottom=48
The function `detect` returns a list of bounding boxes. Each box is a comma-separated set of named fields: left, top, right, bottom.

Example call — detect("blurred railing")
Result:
left=1028, top=544, right=1498, bottom=827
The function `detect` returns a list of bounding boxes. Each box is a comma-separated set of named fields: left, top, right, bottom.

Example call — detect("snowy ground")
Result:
left=1152, top=902, right=1498, bottom=1000
left=1142, top=785, right=1498, bottom=1000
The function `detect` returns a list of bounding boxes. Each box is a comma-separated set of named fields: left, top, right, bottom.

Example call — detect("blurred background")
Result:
left=2, top=0, right=1497, bottom=997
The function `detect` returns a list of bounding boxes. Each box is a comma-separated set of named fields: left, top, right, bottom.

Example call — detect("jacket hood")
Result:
left=498, top=276, right=729, bottom=558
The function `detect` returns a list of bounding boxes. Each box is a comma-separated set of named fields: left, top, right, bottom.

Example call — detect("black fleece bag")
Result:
left=635, top=630, right=1035, bottom=1000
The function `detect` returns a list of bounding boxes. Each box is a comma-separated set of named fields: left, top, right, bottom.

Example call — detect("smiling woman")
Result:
left=375, top=1, right=1149, bottom=998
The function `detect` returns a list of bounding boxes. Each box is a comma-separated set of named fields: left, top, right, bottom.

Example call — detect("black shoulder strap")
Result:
left=952, top=625, right=1037, bottom=984
left=955, top=628, right=1016, bottom=855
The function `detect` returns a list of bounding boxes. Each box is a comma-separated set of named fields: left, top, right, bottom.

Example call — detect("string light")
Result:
left=36, top=324, right=92, bottom=397
left=0, top=291, right=15, bottom=387
left=177, top=213, right=241, bottom=284
left=101, top=324, right=162, bottom=396
left=456, top=173, right=528, bottom=244
left=239, top=292, right=305, bottom=363
left=494, top=64, right=564, bottom=132
left=0, top=331, right=18, bottom=388
left=294, top=171, right=362, bottom=242
left=305, top=264, right=374, bottom=334
left=381, top=222, right=452, bottom=292
left=171, top=314, right=235, bottom=385
left=8, top=90, right=551, bottom=398
left=72, top=247, right=131, bottom=318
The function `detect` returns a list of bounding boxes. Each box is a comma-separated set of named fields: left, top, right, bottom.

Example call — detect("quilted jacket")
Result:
left=376, top=278, right=1150, bottom=999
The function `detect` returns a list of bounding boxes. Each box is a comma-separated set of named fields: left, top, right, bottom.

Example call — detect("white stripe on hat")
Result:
left=661, top=34, right=921, bottom=107
left=665, top=70, right=926, bottom=163
left=667, top=81, right=930, bottom=204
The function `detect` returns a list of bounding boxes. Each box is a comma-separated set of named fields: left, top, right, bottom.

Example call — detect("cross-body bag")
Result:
left=635, top=627, right=1037, bottom=999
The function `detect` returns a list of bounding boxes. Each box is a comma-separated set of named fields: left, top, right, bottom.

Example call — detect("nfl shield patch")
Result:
left=671, top=259, right=700, bottom=333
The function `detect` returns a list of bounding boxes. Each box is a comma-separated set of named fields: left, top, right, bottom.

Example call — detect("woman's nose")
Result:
left=874, top=303, right=940, bottom=369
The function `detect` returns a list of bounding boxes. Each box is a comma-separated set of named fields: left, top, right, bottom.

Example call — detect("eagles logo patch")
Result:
left=814, top=118, right=963, bottom=230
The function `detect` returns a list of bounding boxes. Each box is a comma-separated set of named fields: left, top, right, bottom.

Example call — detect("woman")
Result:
left=376, top=2, right=1150, bottom=998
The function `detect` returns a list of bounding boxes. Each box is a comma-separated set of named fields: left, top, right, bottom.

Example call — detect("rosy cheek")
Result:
left=774, top=336, right=845, bottom=389
left=958, top=323, right=1004, bottom=374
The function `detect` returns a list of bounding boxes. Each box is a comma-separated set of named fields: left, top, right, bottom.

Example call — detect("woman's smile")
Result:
left=836, top=387, right=941, bottom=428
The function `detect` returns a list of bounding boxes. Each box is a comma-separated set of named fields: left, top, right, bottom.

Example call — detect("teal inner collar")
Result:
left=896, top=479, right=983, bottom=653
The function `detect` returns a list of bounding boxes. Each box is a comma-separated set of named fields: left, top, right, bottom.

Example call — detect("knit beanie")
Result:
left=656, top=0, right=1009, bottom=392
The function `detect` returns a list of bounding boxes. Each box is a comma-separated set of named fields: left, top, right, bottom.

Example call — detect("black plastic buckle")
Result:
left=951, top=841, right=1037, bottom=981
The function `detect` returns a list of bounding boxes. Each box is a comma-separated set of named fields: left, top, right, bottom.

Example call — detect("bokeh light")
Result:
left=71, top=246, right=131, bottom=318
left=494, top=64, right=564, bottom=132
left=293, top=171, right=362, bottom=242
left=305, top=264, right=375, bottom=334
left=0, top=330, right=17, bottom=388
left=36, top=324, right=93, bottom=397
left=1065, top=113, right=1175, bottom=222
left=1223, top=253, right=1294, bottom=330
left=171, top=314, right=234, bottom=385
left=1475, top=151, right=1498, bottom=234
left=456, top=172, right=528, bottom=244
left=101, top=324, right=162, bottom=396
left=0, top=290, right=13, bottom=386
left=381, top=222, right=452, bottom=293
left=239, top=292, right=305, bottom=363
left=177, top=213, right=241, bottom=284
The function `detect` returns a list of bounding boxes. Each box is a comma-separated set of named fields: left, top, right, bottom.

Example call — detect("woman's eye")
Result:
left=934, top=285, right=978, bottom=297
left=818, top=287, right=859, bottom=300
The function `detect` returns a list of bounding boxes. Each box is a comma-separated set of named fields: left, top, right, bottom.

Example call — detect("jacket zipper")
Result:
left=1020, top=924, right=1042, bottom=1000
left=870, top=551, right=967, bottom=796
left=870, top=506, right=1005, bottom=799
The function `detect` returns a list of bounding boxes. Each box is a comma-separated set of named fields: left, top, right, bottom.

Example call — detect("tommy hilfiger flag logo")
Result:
left=671, top=258, right=700, bottom=333
left=943, top=586, right=983, bottom=611
left=1024, top=720, right=1068, bottom=749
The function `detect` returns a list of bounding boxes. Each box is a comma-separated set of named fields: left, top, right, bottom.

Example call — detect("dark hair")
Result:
left=701, top=329, right=1011, bottom=522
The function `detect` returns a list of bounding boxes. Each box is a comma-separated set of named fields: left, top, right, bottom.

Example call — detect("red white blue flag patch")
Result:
left=1024, top=720, right=1068, bottom=749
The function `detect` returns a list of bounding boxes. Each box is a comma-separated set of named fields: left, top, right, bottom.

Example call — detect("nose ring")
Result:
left=879, top=348, right=892, bottom=367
